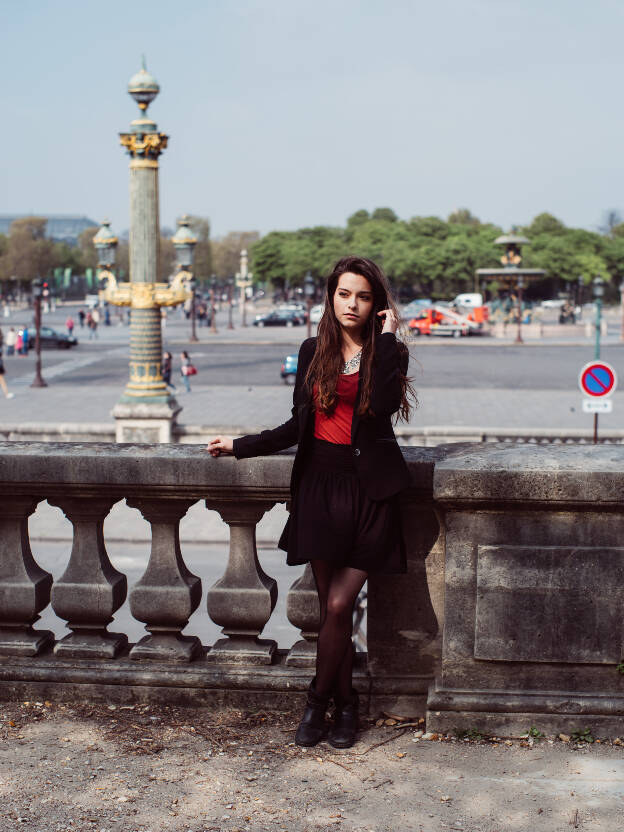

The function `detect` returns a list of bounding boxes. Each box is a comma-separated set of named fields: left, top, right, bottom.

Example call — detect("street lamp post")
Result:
left=514, top=275, right=524, bottom=344
left=619, top=279, right=624, bottom=343
left=577, top=275, right=584, bottom=311
left=227, top=278, right=234, bottom=330
left=592, top=275, right=605, bottom=444
left=236, top=250, right=253, bottom=326
left=188, top=278, right=198, bottom=343
left=30, top=277, right=47, bottom=388
left=304, top=271, right=315, bottom=338
left=171, top=216, right=198, bottom=344
left=593, top=275, right=604, bottom=360
left=210, top=276, right=218, bottom=334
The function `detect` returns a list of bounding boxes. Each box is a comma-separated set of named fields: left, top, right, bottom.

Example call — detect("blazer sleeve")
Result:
left=233, top=338, right=316, bottom=459
left=369, top=332, right=409, bottom=417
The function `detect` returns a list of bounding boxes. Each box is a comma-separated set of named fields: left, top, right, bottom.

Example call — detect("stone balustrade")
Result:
left=2, top=441, right=623, bottom=735
left=0, top=442, right=445, bottom=714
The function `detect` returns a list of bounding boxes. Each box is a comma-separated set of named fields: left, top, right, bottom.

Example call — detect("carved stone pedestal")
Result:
left=49, top=497, right=127, bottom=659
left=286, top=564, right=319, bottom=667
left=206, top=501, right=277, bottom=664
left=128, top=498, right=202, bottom=662
left=0, top=497, right=53, bottom=656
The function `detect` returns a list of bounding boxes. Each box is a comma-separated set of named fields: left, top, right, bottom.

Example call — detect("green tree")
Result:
left=371, top=207, right=398, bottom=223
left=448, top=208, right=480, bottom=226
left=187, top=216, right=212, bottom=282
left=212, top=231, right=261, bottom=280
left=526, top=213, right=566, bottom=237
left=1, top=217, right=55, bottom=287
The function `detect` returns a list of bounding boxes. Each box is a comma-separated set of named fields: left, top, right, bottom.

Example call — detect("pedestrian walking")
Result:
left=66, top=315, right=75, bottom=336
left=78, top=309, right=86, bottom=328
left=15, top=330, right=23, bottom=356
left=162, top=351, right=175, bottom=390
left=180, top=350, right=194, bottom=392
left=0, top=349, right=14, bottom=399
left=5, top=327, right=16, bottom=356
left=21, top=328, right=29, bottom=355
left=207, top=256, right=415, bottom=749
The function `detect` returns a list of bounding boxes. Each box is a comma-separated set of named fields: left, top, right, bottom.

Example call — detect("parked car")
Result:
left=35, top=326, right=78, bottom=349
left=310, top=304, right=324, bottom=324
left=280, top=353, right=298, bottom=384
left=254, top=309, right=305, bottom=327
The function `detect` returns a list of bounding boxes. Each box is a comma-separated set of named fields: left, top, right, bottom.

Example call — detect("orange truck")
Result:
left=408, top=305, right=486, bottom=338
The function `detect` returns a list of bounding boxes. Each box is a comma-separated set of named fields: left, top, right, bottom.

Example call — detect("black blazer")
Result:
left=233, top=332, right=411, bottom=501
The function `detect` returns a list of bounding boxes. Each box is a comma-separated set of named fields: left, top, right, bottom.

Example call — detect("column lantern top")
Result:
left=120, top=59, right=168, bottom=161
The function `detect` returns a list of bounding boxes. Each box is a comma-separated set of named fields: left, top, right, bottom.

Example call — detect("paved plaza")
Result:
left=1, top=303, right=623, bottom=433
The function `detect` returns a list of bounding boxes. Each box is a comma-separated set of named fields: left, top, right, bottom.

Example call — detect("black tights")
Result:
left=310, top=559, right=368, bottom=700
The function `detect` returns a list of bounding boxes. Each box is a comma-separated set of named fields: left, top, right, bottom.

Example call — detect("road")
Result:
left=1, top=303, right=623, bottom=429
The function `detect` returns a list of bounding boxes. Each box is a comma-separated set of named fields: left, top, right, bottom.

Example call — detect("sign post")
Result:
left=578, top=361, right=617, bottom=443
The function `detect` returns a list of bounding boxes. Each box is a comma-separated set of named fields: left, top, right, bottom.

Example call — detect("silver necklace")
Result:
left=341, top=349, right=362, bottom=374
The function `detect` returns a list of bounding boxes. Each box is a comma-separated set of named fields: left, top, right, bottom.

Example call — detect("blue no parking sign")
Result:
left=579, top=361, right=617, bottom=398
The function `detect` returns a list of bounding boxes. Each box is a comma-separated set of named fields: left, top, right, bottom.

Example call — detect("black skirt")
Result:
left=279, top=438, right=406, bottom=574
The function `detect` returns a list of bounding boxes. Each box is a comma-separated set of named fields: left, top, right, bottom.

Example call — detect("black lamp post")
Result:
left=188, top=277, right=198, bottom=343
left=514, top=275, right=524, bottom=344
left=227, top=277, right=234, bottom=330
left=210, top=276, right=218, bottom=334
left=172, top=216, right=198, bottom=343
left=577, top=275, right=584, bottom=310
left=304, top=271, right=315, bottom=338
left=593, top=275, right=604, bottom=361
left=30, top=277, right=47, bottom=388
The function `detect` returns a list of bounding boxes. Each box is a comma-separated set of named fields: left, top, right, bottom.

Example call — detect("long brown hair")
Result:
left=304, top=255, right=415, bottom=421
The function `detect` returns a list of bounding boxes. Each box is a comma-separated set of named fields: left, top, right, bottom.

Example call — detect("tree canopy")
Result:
left=247, top=208, right=624, bottom=301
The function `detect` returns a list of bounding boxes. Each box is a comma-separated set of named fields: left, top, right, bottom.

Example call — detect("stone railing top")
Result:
left=434, top=443, right=624, bottom=506
left=0, top=441, right=458, bottom=502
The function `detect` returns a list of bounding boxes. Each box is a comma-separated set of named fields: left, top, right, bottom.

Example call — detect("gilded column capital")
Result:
left=120, top=131, right=168, bottom=160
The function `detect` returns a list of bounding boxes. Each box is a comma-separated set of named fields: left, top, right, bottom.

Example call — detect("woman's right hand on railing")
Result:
left=206, top=436, right=234, bottom=457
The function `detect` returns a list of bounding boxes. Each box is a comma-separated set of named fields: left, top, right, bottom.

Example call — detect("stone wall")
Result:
left=2, top=441, right=623, bottom=734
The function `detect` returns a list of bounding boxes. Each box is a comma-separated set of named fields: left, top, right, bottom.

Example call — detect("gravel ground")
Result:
left=1, top=701, right=623, bottom=832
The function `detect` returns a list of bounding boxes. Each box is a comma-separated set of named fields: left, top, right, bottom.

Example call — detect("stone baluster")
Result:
left=48, top=497, right=127, bottom=658
left=285, top=563, right=320, bottom=667
left=127, top=498, right=202, bottom=662
left=206, top=501, right=277, bottom=664
left=0, top=496, right=53, bottom=656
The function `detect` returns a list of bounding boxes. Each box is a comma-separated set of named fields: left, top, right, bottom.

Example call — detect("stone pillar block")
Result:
left=127, top=498, right=202, bottom=662
left=48, top=497, right=127, bottom=658
left=206, top=501, right=277, bottom=664
left=0, top=496, right=53, bottom=656
left=285, top=564, right=320, bottom=667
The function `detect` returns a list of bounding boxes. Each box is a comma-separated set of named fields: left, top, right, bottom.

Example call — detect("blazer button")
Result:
left=353, top=448, right=361, bottom=457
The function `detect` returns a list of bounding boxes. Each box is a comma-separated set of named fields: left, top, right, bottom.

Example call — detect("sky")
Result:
left=2, top=0, right=624, bottom=239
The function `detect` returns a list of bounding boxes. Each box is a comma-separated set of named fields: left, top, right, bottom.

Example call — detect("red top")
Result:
left=314, top=371, right=359, bottom=444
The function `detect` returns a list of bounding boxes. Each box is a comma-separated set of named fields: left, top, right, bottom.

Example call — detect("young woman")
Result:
left=207, top=256, right=414, bottom=749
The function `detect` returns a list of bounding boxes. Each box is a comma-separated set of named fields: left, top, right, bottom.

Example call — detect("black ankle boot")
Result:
left=328, top=689, right=359, bottom=748
left=295, top=678, right=329, bottom=747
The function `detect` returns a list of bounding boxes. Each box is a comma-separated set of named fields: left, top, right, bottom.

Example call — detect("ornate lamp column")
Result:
left=235, top=249, right=253, bottom=327
left=171, top=216, right=198, bottom=343
left=101, top=62, right=189, bottom=443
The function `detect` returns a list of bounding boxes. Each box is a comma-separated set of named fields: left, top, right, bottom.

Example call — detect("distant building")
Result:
left=0, top=214, right=97, bottom=245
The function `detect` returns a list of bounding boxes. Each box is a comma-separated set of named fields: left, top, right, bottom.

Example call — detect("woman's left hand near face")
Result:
left=378, top=309, right=398, bottom=334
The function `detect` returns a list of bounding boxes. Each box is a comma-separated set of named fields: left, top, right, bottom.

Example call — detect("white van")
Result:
left=451, top=293, right=483, bottom=309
